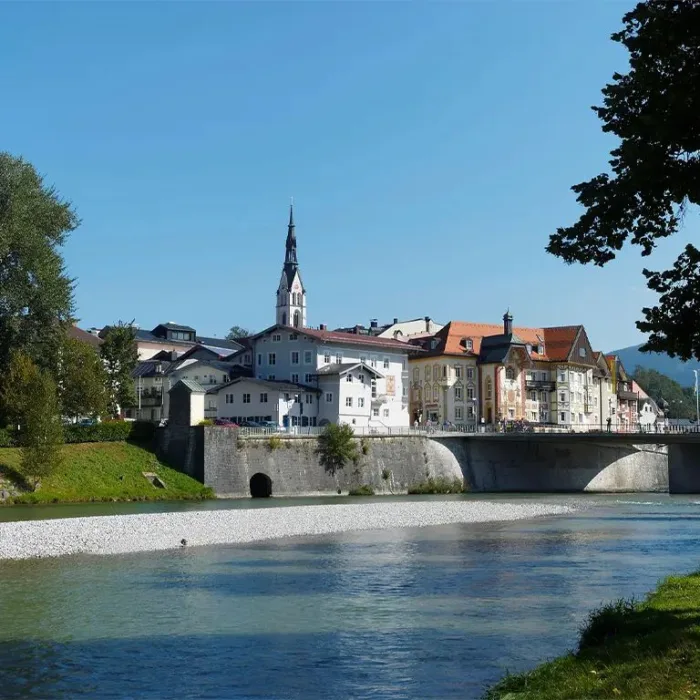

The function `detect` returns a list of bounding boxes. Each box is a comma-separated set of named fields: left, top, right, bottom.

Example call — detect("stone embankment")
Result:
left=0, top=501, right=572, bottom=560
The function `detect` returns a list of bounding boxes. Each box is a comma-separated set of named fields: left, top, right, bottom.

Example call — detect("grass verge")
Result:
left=0, top=442, right=213, bottom=505
left=486, top=571, right=700, bottom=699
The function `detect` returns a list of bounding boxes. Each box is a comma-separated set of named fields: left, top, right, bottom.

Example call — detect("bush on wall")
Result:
left=63, top=420, right=156, bottom=444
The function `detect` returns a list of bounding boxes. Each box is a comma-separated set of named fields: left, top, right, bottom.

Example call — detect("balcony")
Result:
left=137, top=389, right=163, bottom=407
left=618, top=390, right=639, bottom=402
left=525, top=379, right=555, bottom=391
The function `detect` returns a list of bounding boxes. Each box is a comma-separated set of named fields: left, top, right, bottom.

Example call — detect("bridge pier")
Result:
left=668, top=444, right=700, bottom=494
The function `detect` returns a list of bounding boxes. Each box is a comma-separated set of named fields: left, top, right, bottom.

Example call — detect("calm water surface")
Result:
left=1, top=494, right=700, bottom=699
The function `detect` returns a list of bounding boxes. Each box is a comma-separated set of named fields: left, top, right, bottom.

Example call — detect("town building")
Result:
left=407, top=321, right=480, bottom=428
left=335, top=317, right=443, bottom=341
left=606, top=355, right=639, bottom=431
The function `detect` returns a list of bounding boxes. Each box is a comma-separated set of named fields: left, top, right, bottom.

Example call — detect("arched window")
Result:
left=282, top=313, right=287, bottom=326
left=293, top=310, right=300, bottom=328
left=505, top=367, right=515, bottom=380
left=486, top=377, right=492, bottom=399
left=433, top=386, right=439, bottom=401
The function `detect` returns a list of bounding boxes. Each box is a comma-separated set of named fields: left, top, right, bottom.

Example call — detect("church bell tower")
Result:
left=276, top=204, right=306, bottom=328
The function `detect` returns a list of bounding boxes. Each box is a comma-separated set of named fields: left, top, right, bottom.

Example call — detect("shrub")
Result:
left=381, top=468, right=392, bottom=481
left=360, top=438, right=371, bottom=455
left=0, top=428, right=17, bottom=447
left=268, top=435, right=282, bottom=450
left=198, top=419, right=214, bottom=426
left=407, top=477, right=466, bottom=495
left=317, top=424, right=359, bottom=475
left=63, top=420, right=155, bottom=444
left=349, top=484, right=375, bottom=496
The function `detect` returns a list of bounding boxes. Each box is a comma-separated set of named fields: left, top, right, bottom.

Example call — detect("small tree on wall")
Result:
left=317, top=424, right=359, bottom=475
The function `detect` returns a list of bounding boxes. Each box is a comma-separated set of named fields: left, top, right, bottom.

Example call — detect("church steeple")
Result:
left=276, top=204, right=306, bottom=328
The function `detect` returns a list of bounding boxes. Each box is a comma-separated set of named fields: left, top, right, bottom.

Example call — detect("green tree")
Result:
left=632, top=366, right=695, bottom=419
left=100, top=322, right=138, bottom=417
left=0, top=153, right=78, bottom=382
left=1, top=351, right=63, bottom=488
left=59, top=336, right=109, bottom=420
left=547, top=1, right=700, bottom=361
left=226, top=325, right=250, bottom=340
left=317, top=423, right=359, bottom=474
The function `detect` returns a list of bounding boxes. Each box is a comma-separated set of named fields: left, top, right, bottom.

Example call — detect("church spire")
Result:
left=285, top=202, right=297, bottom=265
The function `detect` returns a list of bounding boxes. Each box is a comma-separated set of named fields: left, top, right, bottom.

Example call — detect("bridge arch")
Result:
left=250, top=472, right=272, bottom=498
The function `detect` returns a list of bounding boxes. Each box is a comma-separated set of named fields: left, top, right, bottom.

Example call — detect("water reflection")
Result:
left=1, top=499, right=699, bottom=699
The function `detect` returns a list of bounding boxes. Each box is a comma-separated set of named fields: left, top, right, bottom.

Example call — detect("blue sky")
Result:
left=3, top=1, right=694, bottom=350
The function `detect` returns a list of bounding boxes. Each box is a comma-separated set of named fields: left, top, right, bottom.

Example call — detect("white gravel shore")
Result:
left=0, top=501, right=572, bottom=560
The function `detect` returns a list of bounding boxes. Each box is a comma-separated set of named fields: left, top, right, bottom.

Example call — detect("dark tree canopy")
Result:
left=547, top=1, right=700, bottom=360
left=632, top=366, right=696, bottom=419
left=0, top=153, right=78, bottom=379
left=226, top=325, right=250, bottom=340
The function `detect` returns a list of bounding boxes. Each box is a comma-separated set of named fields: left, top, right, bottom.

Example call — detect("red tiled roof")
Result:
left=413, top=320, right=586, bottom=363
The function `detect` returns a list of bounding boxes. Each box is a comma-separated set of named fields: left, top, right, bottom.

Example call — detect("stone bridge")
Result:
left=157, top=426, right=700, bottom=497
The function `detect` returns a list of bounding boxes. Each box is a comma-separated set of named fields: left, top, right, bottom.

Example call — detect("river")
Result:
left=1, top=494, right=699, bottom=699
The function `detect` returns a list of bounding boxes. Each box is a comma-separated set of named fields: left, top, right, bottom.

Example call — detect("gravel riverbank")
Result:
left=0, top=501, right=573, bottom=560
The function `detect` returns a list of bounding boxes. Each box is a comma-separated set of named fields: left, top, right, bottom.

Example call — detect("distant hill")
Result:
left=608, top=344, right=700, bottom=388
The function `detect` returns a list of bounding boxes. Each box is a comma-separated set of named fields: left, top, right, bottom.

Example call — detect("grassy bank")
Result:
left=0, top=442, right=213, bottom=505
left=486, top=571, right=700, bottom=699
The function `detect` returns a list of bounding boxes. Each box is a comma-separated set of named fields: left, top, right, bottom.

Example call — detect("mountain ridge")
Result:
left=607, top=344, right=700, bottom=388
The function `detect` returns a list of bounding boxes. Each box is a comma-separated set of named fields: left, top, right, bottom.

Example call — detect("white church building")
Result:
left=202, top=206, right=413, bottom=429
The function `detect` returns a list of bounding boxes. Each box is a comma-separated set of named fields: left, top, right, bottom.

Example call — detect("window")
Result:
left=294, top=394, right=301, bottom=403
left=260, top=393, right=268, bottom=403
left=539, top=391, right=547, bottom=402
left=346, top=373, right=353, bottom=383
left=268, top=374, right=276, bottom=380
left=289, top=333, right=298, bottom=341
left=541, top=372, right=548, bottom=381
left=335, top=353, right=343, bottom=364
left=268, top=353, right=276, bottom=365
left=455, top=386, right=463, bottom=400
left=305, top=394, right=314, bottom=404
left=358, top=374, right=365, bottom=384
left=433, top=365, right=440, bottom=380
left=291, top=373, right=299, bottom=383
left=272, top=334, right=281, bottom=342
left=424, top=366, right=430, bottom=379
left=530, top=391, right=537, bottom=401
left=358, top=398, right=365, bottom=408
left=304, top=350, right=312, bottom=364
left=530, top=411, right=537, bottom=421
left=505, top=367, right=515, bottom=380
left=467, top=406, right=474, bottom=418
left=324, top=352, right=331, bottom=364
left=325, top=393, right=333, bottom=403
left=442, top=365, right=447, bottom=378
left=371, top=379, right=377, bottom=398
left=466, top=367, right=474, bottom=380
left=455, top=365, right=463, bottom=379
left=508, top=408, right=515, bottom=419
left=371, top=356, right=377, bottom=368
left=433, top=386, right=438, bottom=401
left=467, top=386, right=475, bottom=400
left=284, top=393, right=290, bottom=402
left=486, top=378, right=492, bottom=399
left=571, top=413, right=576, bottom=423
left=560, top=412, right=566, bottom=422
left=243, top=394, right=251, bottom=404
left=541, top=411, right=548, bottom=422
left=558, top=371, right=566, bottom=382
left=346, top=397, right=353, bottom=407
left=257, top=353, right=262, bottom=366
left=383, top=357, right=390, bottom=369
left=360, top=354, right=367, bottom=364
left=579, top=347, right=586, bottom=358
left=559, top=392, right=566, bottom=402
left=373, top=408, right=379, bottom=417
left=579, top=413, right=584, bottom=423
left=383, top=408, right=389, bottom=418
left=304, top=373, right=313, bottom=383
left=413, top=368, right=419, bottom=381
left=455, top=407, right=463, bottom=420
left=291, top=351, right=300, bottom=365
left=225, top=394, right=234, bottom=404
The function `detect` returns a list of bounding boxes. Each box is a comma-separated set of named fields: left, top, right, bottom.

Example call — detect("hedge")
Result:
left=0, top=421, right=156, bottom=447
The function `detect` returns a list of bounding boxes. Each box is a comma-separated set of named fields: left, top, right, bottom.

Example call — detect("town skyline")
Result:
left=4, top=1, right=696, bottom=350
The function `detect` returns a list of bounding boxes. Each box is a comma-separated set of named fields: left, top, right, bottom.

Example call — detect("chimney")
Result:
left=320, top=324, right=326, bottom=331
left=503, top=310, right=513, bottom=335
left=424, top=316, right=430, bottom=332
left=370, top=319, right=378, bottom=329
left=393, top=317, right=399, bottom=325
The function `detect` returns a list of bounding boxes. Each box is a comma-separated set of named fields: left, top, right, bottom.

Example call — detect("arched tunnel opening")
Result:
left=250, top=472, right=272, bottom=498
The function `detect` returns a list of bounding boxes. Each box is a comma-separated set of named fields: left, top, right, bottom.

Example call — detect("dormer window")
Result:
left=430, top=338, right=439, bottom=350
left=459, top=338, right=473, bottom=351
left=505, top=367, right=515, bottom=380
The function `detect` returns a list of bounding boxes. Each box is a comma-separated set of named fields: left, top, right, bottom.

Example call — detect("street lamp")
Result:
left=693, top=370, right=700, bottom=429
